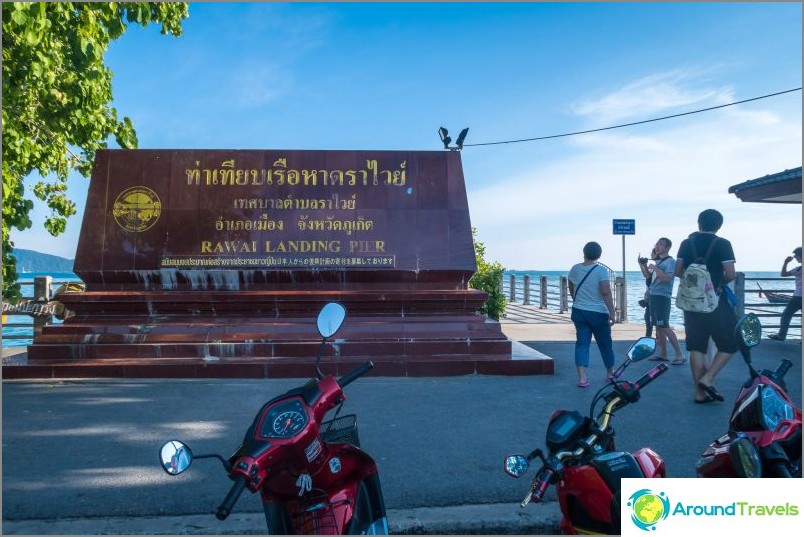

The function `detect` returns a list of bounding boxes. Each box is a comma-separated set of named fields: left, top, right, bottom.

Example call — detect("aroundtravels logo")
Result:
left=112, top=186, right=161, bottom=232
left=627, top=489, right=670, bottom=531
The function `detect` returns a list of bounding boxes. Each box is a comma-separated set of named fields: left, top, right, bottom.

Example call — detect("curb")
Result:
left=2, top=502, right=562, bottom=535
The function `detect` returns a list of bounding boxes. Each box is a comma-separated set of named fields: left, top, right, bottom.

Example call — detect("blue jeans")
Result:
left=571, top=307, right=615, bottom=368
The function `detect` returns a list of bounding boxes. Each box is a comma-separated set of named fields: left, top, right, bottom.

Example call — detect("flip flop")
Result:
left=671, top=357, right=688, bottom=365
left=698, top=382, right=724, bottom=402
left=649, top=356, right=669, bottom=362
left=694, top=395, right=716, bottom=404
left=577, top=378, right=590, bottom=388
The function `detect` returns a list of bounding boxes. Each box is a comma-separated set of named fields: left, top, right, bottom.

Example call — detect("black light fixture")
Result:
left=438, top=126, right=469, bottom=151
left=455, top=128, right=469, bottom=150
left=438, top=127, right=451, bottom=149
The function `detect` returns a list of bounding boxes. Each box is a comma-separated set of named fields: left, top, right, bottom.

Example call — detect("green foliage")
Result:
left=468, top=228, right=507, bottom=321
left=1, top=1, right=188, bottom=300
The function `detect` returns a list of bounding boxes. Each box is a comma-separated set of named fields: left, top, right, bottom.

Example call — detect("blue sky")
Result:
left=14, top=2, right=803, bottom=271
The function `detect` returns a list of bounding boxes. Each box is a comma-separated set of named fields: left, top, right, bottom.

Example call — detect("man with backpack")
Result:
left=674, top=209, right=737, bottom=404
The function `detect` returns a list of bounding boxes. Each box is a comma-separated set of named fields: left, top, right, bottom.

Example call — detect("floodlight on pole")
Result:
left=437, top=126, right=469, bottom=151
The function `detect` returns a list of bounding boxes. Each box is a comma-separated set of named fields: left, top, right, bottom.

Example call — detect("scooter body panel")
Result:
left=260, top=443, right=383, bottom=534
left=558, top=450, right=651, bottom=535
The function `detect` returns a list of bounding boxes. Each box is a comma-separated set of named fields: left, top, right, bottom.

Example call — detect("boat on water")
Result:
left=756, top=282, right=792, bottom=304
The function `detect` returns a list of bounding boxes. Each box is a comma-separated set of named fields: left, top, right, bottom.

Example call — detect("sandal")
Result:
left=698, top=382, right=724, bottom=402
left=671, top=357, right=687, bottom=365
left=577, top=378, right=590, bottom=388
left=694, top=395, right=716, bottom=404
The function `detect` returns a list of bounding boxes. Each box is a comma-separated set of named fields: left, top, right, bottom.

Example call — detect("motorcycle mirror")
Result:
left=159, top=440, right=193, bottom=476
left=736, top=313, right=762, bottom=349
left=728, top=436, right=762, bottom=478
left=626, top=337, right=657, bottom=362
left=504, top=455, right=529, bottom=478
left=317, top=302, right=347, bottom=339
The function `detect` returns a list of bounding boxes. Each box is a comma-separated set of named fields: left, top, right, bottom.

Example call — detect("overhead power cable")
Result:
left=463, top=87, right=802, bottom=147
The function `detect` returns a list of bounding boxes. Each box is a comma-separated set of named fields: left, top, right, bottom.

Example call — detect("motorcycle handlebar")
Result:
left=632, top=363, right=668, bottom=391
left=216, top=476, right=248, bottom=521
left=521, top=467, right=555, bottom=507
left=337, top=361, right=374, bottom=388
left=774, top=359, right=793, bottom=382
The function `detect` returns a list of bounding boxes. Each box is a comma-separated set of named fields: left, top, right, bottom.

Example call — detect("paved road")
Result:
left=2, top=334, right=800, bottom=534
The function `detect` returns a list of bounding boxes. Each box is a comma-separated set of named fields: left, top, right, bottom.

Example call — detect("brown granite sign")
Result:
left=75, top=150, right=476, bottom=290
left=20, top=150, right=545, bottom=379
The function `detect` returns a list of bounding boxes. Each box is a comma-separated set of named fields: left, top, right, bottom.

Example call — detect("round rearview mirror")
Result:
left=317, top=302, right=347, bottom=339
left=160, top=440, right=193, bottom=476
left=729, top=436, right=762, bottom=478
left=627, top=337, right=657, bottom=362
left=736, top=313, right=762, bottom=349
left=504, top=455, right=529, bottom=478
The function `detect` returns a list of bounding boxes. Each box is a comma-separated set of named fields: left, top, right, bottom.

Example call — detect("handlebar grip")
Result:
left=530, top=468, right=555, bottom=503
left=633, top=363, right=668, bottom=391
left=337, top=361, right=374, bottom=388
left=216, top=476, right=248, bottom=521
left=774, top=359, right=793, bottom=381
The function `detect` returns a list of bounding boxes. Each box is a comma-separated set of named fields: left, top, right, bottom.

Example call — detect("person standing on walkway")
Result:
left=674, top=209, right=737, bottom=404
left=769, top=246, right=802, bottom=341
left=568, top=241, right=616, bottom=388
left=641, top=238, right=686, bottom=365
left=640, top=248, right=657, bottom=338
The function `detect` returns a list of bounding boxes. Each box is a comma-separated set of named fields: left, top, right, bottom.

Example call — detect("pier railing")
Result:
left=501, top=272, right=799, bottom=336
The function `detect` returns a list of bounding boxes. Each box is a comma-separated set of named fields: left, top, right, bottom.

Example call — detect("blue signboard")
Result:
left=613, top=219, right=635, bottom=235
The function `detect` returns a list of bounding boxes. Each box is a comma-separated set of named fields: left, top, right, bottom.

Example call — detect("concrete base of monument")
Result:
left=2, top=341, right=552, bottom=379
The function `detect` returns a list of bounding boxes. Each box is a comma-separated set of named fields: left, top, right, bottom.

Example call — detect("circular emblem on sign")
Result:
left=112, top=187, right=161, bottom=232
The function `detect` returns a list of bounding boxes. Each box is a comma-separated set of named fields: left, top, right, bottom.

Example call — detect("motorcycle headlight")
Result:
left=731, top=385, right=795, bottom=432
left=759, top=386, right=795, bottom=431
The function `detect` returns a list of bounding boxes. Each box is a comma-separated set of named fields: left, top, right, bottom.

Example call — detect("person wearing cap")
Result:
left=769, top=247, right=802, bottom=341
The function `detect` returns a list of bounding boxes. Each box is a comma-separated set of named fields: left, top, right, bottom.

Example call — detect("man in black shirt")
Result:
left=674, top=209, right=737, bottom=403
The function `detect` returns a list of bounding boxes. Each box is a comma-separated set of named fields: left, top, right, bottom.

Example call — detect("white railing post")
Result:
left=523, top=275, right=531, bottom=305
left=33, top=275, right=52, bottom=339
left=540, top=276, right=547, bottom=309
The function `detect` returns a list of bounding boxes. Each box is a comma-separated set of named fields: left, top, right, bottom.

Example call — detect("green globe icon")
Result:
left=633, top=494, right=664, bottom=525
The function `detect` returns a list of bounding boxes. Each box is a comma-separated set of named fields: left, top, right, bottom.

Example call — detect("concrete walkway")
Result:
left=2, top=307, right=799, bottom=535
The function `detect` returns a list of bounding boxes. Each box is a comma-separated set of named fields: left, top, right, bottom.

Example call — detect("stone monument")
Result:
left=20, top=149, right=550, bottom=378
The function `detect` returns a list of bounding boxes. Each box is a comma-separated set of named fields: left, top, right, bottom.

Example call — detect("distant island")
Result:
left=10, top=249, right=75, bottom=274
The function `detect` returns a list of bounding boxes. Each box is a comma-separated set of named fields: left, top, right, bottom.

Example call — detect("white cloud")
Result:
left=468, top=77, right=802, bottom=271
left=571, top=69, right=733, bottom=124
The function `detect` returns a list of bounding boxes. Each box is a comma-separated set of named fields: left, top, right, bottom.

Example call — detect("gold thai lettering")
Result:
left=233, top=193, right=357, bottom=211
left=185, top=159, right=407, bottom=188
left=264, top=240, right=342, bottom=253
left=297, top=214, right=374, bottom=235
left=215, top=215, right=284, bottom=231
left=200, top=240, right=258, bottom=254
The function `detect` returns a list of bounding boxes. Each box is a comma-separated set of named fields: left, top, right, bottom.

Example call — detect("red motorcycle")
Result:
left=159, top=302, right=388, bottom=534
left=504, top=337, right=668, bottom=535
left=696, top=313, right=802, bottom=478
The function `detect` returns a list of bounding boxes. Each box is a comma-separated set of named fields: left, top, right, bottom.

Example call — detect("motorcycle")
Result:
left=504, top=336, right=668, bottom=535
left=696, top=313, right=802, bottom=478
left=158, top=302, right=388, bottom=534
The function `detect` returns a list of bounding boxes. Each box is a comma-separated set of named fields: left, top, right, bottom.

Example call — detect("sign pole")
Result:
left=622, top=234, right=626, bottom=322
left=612, top=219, right=635, bottom=324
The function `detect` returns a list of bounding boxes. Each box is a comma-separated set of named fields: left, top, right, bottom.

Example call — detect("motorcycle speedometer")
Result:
left=259, top=399, right=310, bottom=439
left=546, top=410, right=587, bottom=452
